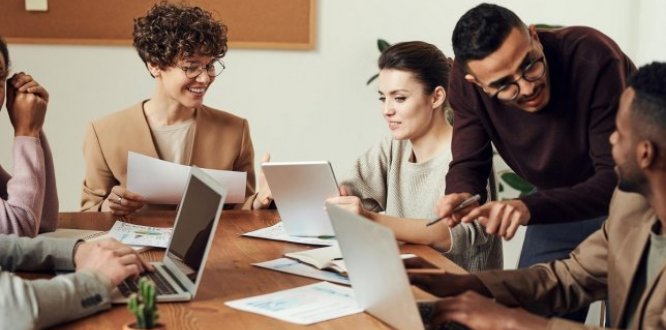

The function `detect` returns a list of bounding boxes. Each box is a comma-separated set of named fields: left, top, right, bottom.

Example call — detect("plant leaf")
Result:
left=366, top=73, right=379, bottom=85
left=500, top=172, right=535, bottom=193
left=377, top=39, right=391, bottom=52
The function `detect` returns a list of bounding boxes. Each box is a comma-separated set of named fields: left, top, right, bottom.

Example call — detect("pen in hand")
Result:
left=425, top=194, right=481, bottom=227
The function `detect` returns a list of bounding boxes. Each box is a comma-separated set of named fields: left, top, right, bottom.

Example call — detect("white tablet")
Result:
left=262, top=161, right=340, bottom=236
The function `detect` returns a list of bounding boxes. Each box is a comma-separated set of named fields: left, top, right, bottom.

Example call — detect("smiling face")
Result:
left=149, top=54, right=217, bottom=109
left=465, top=26, right=551, bottom=113
left=610, top=88, right=646, bottom=193
left=378, top=69, right=440, bottom=141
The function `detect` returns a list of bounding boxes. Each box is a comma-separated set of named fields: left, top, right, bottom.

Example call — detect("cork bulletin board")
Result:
left=0, top=0, right=316, bottom=49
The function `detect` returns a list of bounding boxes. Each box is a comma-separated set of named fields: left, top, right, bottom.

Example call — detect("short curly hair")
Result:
left=133, top=2, right=228, bottom=69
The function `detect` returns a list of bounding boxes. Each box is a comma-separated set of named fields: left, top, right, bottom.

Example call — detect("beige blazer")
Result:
left=476, top=189, right=666, bottom=329
left=81, top=102, right=256, bottom=211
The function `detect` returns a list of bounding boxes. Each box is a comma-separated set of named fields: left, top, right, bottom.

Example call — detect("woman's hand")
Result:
left=101, top=186, right=146, bottom=216
left=253, top=153, right=274, bottom=209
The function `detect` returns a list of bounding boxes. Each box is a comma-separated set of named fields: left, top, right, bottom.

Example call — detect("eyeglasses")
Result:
left=178, top=60, right=226, bottom=79
left=490, top=56, right=546, bottom=101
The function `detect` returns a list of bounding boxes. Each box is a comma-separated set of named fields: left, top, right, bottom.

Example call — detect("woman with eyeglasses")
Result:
left=81, top=3, right=265, bottom=215
left=326, top=41, right=503, bottom=272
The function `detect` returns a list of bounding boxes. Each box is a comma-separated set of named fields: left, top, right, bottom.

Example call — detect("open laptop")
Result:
left=112, top=166, right=227, bottom=303
left=325, top=204, right=468, bottom=330
left=262, top=161, right=339, bottom=236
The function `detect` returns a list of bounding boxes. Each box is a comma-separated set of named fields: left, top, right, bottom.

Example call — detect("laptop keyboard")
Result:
left=418, top=301, right=470, bottom=330
left=118, top=271, right=177, bottom=297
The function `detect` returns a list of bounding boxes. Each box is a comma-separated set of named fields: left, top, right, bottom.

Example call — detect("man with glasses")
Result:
left=412, top=61, right=666, bottom=330
left=434, top=3, right=635, bottom=322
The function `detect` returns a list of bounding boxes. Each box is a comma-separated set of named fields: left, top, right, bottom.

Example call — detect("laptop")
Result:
left=325, top=204, right=469, bottom=330
left=112, top=166, right=227, bottom=303
left=262, top=161, right=340, bottom=236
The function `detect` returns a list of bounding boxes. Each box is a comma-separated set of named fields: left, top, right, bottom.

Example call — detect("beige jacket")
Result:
left=476, top=190, right=666, bottom=329
left=81, top=102, right=256, bottom=211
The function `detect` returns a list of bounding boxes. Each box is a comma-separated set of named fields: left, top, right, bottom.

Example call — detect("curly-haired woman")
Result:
left=81, top=3, right=262, bottom=215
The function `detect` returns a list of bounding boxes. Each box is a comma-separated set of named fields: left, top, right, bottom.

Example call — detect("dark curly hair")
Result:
left=452, top=3, right=525, bottom=65
left=629, top=62, right=666, bottom=150
left=133, top=2, right=228, bottom=70
left=378, top=41, right=452, bottom=94
left=0, top=37, right=9, bottom=77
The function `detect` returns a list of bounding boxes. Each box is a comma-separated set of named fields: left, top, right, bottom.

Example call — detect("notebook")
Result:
left=325, top=204, right=468, bottom=330
left=262, top=161, right=340, bottom=236
left=111, top=166, right=227, bottom=303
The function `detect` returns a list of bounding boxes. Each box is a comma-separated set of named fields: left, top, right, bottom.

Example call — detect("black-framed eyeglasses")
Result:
left=490, top=56, right=546, bottom=101
left=178, top=60, right=226, bottom=79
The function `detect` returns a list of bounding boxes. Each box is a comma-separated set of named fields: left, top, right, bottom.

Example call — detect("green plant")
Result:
left=127, top=278, right=160, bottom=329
left=497, top=170, right=536, bottom=197
left=366, top=39, right=392, bottom=85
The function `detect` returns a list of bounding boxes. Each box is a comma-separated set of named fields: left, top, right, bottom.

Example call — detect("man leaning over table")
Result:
left=410, top=62, right=666, bottom=330
left=436, top=3, right=635, bottom=321
left=0, top=235, right=152, bottom=329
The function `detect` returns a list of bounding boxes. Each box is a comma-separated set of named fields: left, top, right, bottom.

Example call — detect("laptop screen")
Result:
left=166, top=173, right=222, bottom=282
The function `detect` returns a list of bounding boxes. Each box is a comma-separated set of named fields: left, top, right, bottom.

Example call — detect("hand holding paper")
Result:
left=127, top=152, right=246, bottom=204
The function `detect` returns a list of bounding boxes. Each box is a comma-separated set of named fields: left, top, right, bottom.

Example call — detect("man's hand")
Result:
left=253, top=153, right=274, bottom=209
left=428, top=291, right=548, bottom=330
left=74, top=238, right=154, bottom=287
left=434, top=193, right=478, bottom=227
left=460, top=199, right=530, bottom=240
left=325, top=185, right=371, bottom=219
left=6, top=72, right=49, bottom=137
left=101, top=186, right=146, bottom=216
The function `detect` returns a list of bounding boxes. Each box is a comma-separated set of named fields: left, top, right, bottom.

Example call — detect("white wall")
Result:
left=5, top=0, right=664, bottom=212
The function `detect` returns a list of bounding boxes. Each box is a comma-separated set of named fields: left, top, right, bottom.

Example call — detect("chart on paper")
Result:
left=108, top=220, right=172, bottom=248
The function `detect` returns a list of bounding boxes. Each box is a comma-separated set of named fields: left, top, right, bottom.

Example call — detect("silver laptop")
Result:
left=112, top=166, right=227, bottom=303
left=326, top=204, right=469, bottom=330
left=262, top=161, right=339, bottom=236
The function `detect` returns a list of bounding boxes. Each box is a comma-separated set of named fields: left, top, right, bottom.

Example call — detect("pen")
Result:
left=425, top=194, right=481, bottom=227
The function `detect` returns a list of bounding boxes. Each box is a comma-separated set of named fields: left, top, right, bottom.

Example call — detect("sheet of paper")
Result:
left=243, top=222, right=337, bottom=246
left=127, top=152, right=246, bottom=204
left=254, top=258, right=351, bottom=285
left=40, top=228, right=149, bottom=252
left=225, top=281, right=362, bottom=325
left=108, top=220, right=172, bottom=248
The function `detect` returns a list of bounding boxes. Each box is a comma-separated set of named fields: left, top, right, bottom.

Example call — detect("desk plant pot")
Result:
left=123, top=278, right=164, bottom=329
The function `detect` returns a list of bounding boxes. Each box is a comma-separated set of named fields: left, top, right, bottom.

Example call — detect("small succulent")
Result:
left=127, top=278, right=160, bottom=329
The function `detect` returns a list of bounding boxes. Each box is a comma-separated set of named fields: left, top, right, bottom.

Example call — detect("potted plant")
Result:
left=123, top=278, right=164, bottom=330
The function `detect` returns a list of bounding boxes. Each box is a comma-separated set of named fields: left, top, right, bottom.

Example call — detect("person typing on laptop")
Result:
left=409, top=63, right=666, bottom=330
left=327, top=41, right=501, bottom=272
left=0, top=235, right=152, bottom=329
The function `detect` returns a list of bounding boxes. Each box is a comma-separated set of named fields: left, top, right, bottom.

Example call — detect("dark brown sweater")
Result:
left=446, top=26, right=636, bottom=224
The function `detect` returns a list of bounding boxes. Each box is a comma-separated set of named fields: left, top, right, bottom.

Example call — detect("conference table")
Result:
left=52, top=210, right=465, bottom=329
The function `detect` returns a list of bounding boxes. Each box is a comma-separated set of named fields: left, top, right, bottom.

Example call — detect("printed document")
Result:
left=254, top=258, right=351, bottom=285
left=225, top=281, right=362, bottom=325
left=127, top=152, right=246, bottom=204
left=243, top=222, right=337, bottom=246
left=107, top=220, right=172, bottom=248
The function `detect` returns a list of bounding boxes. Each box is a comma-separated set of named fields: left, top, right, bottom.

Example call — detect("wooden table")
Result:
left=54, top=210, right=464, bottom=329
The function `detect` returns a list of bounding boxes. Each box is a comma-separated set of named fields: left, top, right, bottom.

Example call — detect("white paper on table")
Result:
left=254, top=258, right=351, bottom=285
left=225, top=281, right=362, bottom=325
left=243, top=222, right=338, bottom=246
left=127, top=152, right=246, bottom=204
